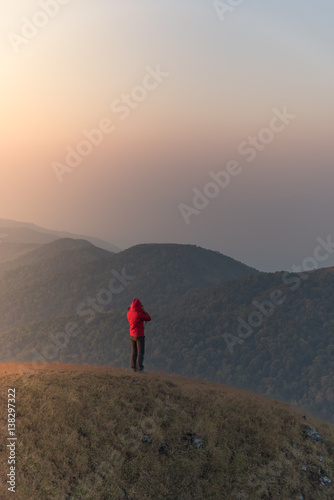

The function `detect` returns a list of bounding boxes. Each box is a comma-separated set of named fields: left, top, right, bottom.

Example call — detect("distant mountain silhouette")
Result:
left=0, top=239, right=258, bottom=333
left=0, top=238, right=111, bottom=278
left=0, top=218, right=120, bottom=255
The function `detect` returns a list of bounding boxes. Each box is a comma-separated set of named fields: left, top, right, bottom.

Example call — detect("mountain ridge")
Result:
left=0, top=218, right=120, bottom=253
left=0, top=239, right=258, bottom=333
left=0, top=238, right=333, bottom=425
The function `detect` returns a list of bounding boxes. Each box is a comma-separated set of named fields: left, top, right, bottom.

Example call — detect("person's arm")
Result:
left=140, top=308, right=151, bottom=322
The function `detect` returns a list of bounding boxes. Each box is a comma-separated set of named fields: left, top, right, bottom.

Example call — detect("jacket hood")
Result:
left=128, top=298, right=143, bottom=311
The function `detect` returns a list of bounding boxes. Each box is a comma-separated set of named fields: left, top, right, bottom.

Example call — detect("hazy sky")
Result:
left=1, top=0, right=333, bottom=271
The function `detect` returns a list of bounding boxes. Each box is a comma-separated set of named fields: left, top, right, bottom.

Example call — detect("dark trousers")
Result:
left=131, top=336, right=145, bottom=371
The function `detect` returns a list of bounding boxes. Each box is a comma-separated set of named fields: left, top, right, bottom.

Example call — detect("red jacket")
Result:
left=127, top=299, right=151, bottom=337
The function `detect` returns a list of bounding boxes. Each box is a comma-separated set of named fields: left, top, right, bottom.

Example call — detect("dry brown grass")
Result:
left=0, top=363, right=333, bottom=499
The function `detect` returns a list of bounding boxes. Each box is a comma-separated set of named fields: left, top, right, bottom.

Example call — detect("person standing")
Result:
left=127, top=299, right=151, bottom=372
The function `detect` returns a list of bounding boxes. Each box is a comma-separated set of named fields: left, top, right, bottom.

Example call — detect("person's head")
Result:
left=130, top=298, right=142, bottom=310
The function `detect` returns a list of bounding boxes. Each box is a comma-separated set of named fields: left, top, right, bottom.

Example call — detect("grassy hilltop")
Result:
left=0, top=363, right=333, bottom=500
